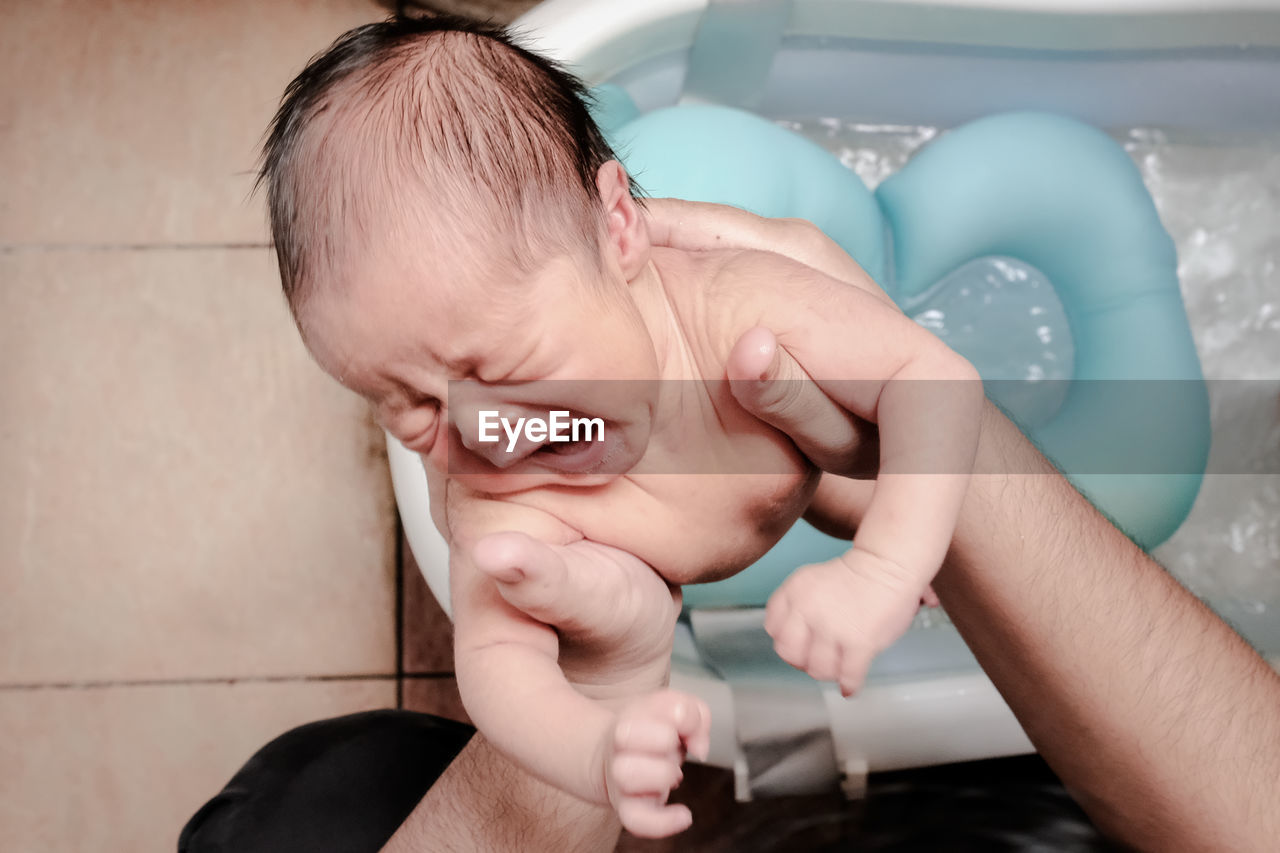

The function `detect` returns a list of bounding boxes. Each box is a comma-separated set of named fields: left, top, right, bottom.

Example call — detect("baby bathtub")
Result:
left=388, top=0, right=1280, bottom=798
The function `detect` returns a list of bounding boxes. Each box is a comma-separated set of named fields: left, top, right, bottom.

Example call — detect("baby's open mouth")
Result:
left=531, top=430, right=615, bottom=474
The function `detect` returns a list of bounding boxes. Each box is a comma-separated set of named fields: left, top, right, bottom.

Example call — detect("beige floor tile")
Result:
left=0, top=249, right=396, bottom=683
left=0, top=0, right=379, bottom=246
left=401, top=675, right=470, bottom=724
left=0, top=678, right=395, bottom=853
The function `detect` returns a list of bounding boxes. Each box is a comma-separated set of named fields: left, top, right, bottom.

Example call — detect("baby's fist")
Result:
left=604, top=689, right=711, bottom=839
left=766, top=550, right=924, bottom=696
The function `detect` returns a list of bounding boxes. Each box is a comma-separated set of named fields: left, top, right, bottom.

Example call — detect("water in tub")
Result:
left=777, top=118, right=1280, bottom=635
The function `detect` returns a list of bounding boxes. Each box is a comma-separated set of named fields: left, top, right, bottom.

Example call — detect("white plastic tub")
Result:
left=389, top=0, right=1280, bottom=795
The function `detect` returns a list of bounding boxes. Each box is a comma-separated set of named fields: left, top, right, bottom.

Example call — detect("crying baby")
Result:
left=261, top=15, right=981, bottom=839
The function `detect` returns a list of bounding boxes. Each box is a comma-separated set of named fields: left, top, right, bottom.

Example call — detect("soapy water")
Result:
left=779, top=118, right=1280, bottom=617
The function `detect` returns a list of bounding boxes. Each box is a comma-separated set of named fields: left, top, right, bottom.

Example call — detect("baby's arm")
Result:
left=726, top=253, right=983, bottom=695
left=447, top=489, right=710, bottom=838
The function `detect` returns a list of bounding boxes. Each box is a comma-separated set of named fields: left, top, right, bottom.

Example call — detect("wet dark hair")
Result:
left=257, top=14, right=635, bottom=313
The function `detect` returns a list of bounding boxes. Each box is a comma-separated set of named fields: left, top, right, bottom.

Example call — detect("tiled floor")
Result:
left=0, top=680, right=396, bottom=853
left=0, top=1, right=418, bottom=850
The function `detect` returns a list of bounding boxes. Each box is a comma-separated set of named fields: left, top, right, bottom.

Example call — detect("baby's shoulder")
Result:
left=658, top=247, right=814, bottom=318
left=649, top=248, right=818, bottom=378
left=705, top=247, right=809, bottom=291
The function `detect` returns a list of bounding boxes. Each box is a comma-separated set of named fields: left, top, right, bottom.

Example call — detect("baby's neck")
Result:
left=626, top=251, right=700, bottom=384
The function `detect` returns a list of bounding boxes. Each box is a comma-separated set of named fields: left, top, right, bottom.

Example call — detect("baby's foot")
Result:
left=605, top=689, right=711, bottom=839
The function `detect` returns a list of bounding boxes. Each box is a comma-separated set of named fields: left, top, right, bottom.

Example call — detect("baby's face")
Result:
left=301, top=244, right=660, bottom=491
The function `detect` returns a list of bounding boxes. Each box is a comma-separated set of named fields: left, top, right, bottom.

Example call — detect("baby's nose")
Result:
left=451, top=402, right=542, bottom=468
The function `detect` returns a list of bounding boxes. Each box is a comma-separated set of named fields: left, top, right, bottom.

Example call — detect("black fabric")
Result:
left=178, top=710, right=1113, bottom=852
left=178, top=710, right=474, bottom=853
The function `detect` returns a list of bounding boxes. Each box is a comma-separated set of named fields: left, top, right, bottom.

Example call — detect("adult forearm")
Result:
left=381, top=733, right=619, bottom=853
left=935, top=405, right=1280, bottom=850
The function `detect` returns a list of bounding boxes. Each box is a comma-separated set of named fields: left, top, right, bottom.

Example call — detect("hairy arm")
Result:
left=937, top=406, right=1280, bottom=850
left=650, top=198, right=1280, bottom=848
left=381, top=733, right=622, bottom=853
left=784, top=398, right=1280, bottom=850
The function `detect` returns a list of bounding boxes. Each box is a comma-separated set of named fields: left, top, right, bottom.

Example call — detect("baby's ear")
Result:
left=595, top=160, right=650, bottom=279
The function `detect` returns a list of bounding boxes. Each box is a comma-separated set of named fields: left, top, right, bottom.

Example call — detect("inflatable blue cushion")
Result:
left=591, top=87, right=1210, bottom=607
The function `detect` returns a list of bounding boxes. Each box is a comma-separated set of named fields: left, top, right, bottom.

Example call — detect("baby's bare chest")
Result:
left=505, top=388, right=819, bottom=585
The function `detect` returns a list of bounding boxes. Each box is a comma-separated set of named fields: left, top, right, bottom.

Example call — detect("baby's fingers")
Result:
left=611, top=754, right=683, bottom=797
left=623, top=690, right=711, bottom=762
left=615, top=716, right=682, bottom=757
left=839, top=647, right=873, bottom=698
left=670, top=693, right=712, bottom=763
left=806, top=639, right=843, bottom=683
left=764, top=591, right=788, bottom=638
left=618, top=800, right=694, bottom=839
left=728, top=327, right=864, bottom=475
left=771, top=615, right=812, bottom=670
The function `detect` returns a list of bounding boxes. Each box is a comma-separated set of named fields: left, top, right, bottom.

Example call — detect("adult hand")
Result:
left=647, top=198, right=884, bottom=482
left=385, top=478, right=695, bottom=851
left=469, top=532, right=708, bottom=839
left=725, top=310, right=1280, bottom=852
left=467, top=531, right=684, bottom=705
left=425, top=457, right=683, bottom=703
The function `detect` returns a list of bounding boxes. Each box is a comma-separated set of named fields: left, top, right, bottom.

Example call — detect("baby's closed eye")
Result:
left=382, top=397, right=441, bottom=453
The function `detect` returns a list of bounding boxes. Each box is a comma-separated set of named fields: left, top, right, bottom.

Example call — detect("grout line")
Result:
left=395, top=522, right=406, bottom=709
left=400, top=672, right=455, bottom=680
left=0, top=673, right=398, bottom=692
left=0, top=242, right=271, bottom=254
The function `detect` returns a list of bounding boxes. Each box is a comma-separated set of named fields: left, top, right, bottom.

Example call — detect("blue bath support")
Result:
left=593, top=89, right=1210, bottom=606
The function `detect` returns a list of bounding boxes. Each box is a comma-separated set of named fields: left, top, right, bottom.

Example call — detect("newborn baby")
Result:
left=261, top=16, right=982, bottom=839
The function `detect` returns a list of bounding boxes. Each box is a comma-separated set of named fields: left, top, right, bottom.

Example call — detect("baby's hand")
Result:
left=604, top=689, right=711, bottom=839
left=766, top=549, right=925, bottom=697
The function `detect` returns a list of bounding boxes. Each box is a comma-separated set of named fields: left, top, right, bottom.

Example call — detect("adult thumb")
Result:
left=727, top=327, right=874, bottom=476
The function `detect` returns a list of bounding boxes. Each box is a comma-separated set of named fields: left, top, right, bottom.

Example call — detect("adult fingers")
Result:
left=471, top=532, right=597, bottom=634
left=728, top=327, right=872, bottom=475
